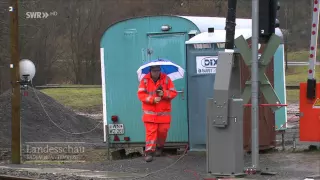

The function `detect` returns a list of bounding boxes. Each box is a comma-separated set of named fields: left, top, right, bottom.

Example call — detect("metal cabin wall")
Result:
left=186, top=42, right=276, bottom=152
left=186, top=44, right=221, bottom=151
left=240, top=45, right=276, bottom=152
left=274, top=44, right=287, bottom=130
left=100, top=16, right=200, bottom=144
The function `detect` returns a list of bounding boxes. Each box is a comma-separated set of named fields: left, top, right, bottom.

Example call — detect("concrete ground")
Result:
left=1, top=104, right=319, bottom=179
left=1, top=119, right=319, bottom=180
left=0, top=148, right=319, bottom=180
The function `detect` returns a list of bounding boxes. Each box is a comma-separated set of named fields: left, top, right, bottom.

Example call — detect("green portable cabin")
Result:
left=100, top=15, right=263, bottom=148
left=185, top=29, right=287, bottom=151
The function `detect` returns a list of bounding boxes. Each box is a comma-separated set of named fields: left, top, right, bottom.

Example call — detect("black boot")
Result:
left=145, top=152, right=153, bottom=162
left=155, top=147, right=163, bottom=157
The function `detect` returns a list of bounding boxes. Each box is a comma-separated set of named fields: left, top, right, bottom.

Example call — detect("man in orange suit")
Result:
left=137, top=65, right=177, bottom=162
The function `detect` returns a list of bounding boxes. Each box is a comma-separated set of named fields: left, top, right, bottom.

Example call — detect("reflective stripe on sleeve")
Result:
left=138, top=88, right=154, bottom=95
left=145, top=96, right=152, bottom=103
left=138, top=88, right=146, bottom=92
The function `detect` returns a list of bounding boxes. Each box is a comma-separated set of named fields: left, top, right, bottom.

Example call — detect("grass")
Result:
left=54, top=84, right=101, bottom=88
left=286, top=89, right=299, bottom=103
left=286, top=65, right=320, bottom=86
left=38, top=50, right=318, bottom=111
left=38, top=84, right=101, bottom=88
left=287, top=49, right=320, bottom=61
left=286, top=50, right=320, bottom=103
left=40, top=87, right=102, bottom=112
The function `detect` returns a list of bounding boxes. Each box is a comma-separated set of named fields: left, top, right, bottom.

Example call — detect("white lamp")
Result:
left=19, top=59, right=36, bottom=82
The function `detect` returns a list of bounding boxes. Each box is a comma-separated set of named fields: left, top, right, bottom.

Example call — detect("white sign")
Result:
left=196, top=56, right=218, bottom=74
left=26, top=11, right=57, bottom=19
left=108, top=124, right=124, bottom=135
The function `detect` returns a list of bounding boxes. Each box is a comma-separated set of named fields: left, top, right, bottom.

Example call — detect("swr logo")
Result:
left=26, top=12, right=49, bottom=19
left=201, top=57, right=217, bottom=68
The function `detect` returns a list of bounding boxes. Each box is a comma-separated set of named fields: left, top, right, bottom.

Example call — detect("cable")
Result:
left=131, top=145, right=189, bottom=180
left=30, top=81, right=102, bottom=135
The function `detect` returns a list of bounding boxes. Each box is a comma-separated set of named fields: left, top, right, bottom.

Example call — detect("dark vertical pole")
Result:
left=285, top=4, right=289, bottom=71
left=225, top=0, right=237, bottom=49
left=0, top=66, right=3, bottom=94
left=10, top=0, right=21, bottom=164
left=285, top=36, right=288, bottom=70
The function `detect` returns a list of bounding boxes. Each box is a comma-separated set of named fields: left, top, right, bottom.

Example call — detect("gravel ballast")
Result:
left=0, top=169, right=90, bottom=180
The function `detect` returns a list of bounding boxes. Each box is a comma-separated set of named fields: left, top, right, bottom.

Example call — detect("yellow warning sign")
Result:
left=313, top=98, right=320, bottom=109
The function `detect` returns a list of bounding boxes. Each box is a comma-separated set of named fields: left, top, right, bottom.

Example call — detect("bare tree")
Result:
left=64, top=0, right=108, bottom=84
left=0, top=0, right=315, bottom=90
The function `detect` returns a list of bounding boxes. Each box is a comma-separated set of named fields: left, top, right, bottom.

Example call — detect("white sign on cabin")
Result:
left=195, top=54, right=263, bottom=75
left=196, top=56, right=218, bottom=74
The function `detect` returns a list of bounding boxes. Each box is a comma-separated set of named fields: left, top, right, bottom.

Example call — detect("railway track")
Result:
left=0, top=175, right=44, bottom=180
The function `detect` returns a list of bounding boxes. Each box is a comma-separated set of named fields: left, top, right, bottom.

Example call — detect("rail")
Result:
left=287, top=61, right=320, bottom=66
left=35, top=85, right=301, bottom=90
left=33, top=83, right=303, bottom=90
left=0, top=175, right=44, bottom=180
left=286, top=85, right=300, bottom=90
left=35, top=84, right=101, bottom=89
left=244, top=104, right=287, bottom=107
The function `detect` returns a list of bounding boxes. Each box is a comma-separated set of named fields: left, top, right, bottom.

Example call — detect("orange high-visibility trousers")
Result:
left=144, top=122, right=170, bottom=152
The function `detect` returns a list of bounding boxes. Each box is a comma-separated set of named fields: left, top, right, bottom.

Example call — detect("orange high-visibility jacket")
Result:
left=137, top=73, right=178, bottom=123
